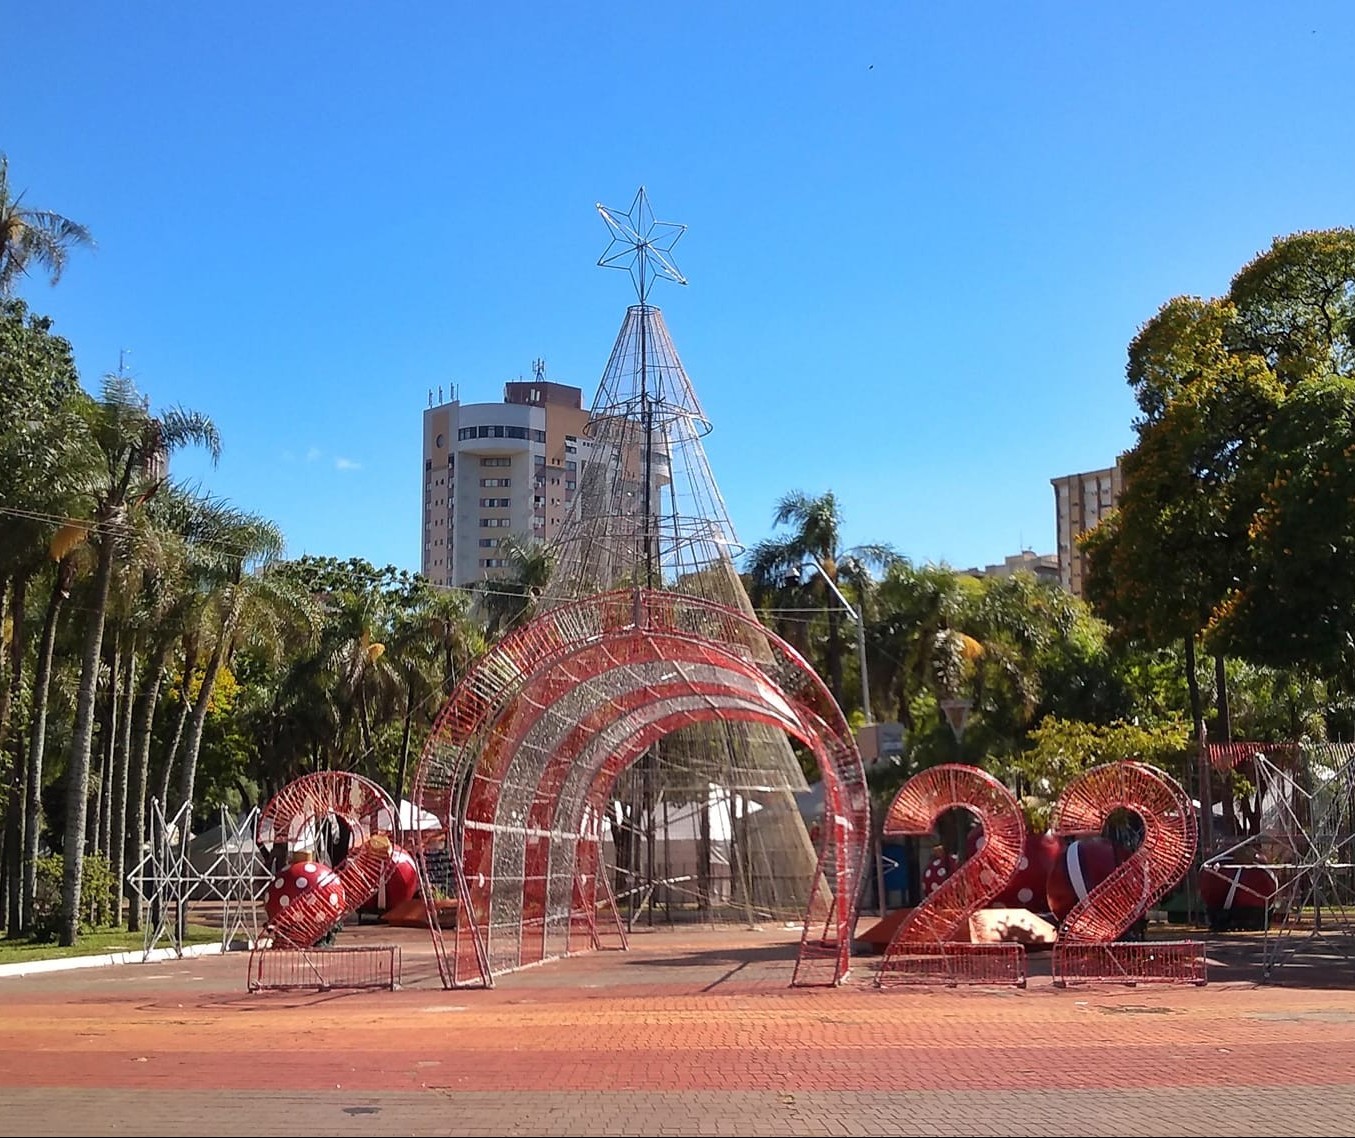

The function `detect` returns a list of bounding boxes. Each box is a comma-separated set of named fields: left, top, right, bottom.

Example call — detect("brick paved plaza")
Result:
left=2, top=925, right=1353, bottom=1136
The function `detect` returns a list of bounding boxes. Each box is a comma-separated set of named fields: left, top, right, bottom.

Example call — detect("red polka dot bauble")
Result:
left=265, top=859, right=347, bottom=942
left=964, top=826, right=1062, bottom=912
left=1045, top=836, right=1122, bottom=924
left=921, top=851, right=959, bottom=897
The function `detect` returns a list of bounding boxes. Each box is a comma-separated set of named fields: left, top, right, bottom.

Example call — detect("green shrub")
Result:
left=30, top=853, right=118, bottom=941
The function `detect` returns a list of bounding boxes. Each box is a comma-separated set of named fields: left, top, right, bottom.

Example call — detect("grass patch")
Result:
left=0, top=924, right=219, bottom=964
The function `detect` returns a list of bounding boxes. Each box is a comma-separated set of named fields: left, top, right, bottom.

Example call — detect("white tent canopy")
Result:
left=377, top=799, right=443, bottom=833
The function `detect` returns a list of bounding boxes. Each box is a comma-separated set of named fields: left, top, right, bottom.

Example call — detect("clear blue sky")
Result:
left=7, top=2, right=1353, bottom=573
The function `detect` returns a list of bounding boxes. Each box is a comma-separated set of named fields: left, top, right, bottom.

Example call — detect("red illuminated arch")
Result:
left=412, top=589, right=868, bottom=988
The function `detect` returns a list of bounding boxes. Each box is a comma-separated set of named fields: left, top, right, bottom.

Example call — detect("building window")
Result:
left=479, top=517, right=512, bottom=528
left=565, top=480, right=575, bottom=491
left=480, top=478, right=511, bottom=488
left=480, top=456, right=511, bottom=467
left=478, top=538, right=499, bottom=548
left=479, top=497, right=511, bottom=507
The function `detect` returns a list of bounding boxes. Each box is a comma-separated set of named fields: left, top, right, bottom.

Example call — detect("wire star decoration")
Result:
left=596, top=186, right=687, bottom=303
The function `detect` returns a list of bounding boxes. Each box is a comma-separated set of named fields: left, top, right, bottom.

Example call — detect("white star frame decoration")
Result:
left=596, top=186, right=687, bottom=303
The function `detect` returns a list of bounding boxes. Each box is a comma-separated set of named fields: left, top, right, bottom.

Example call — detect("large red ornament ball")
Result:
left=1045, top=836, right=1123, bottom=924
left=965, top=827, right=1062, bottom=912
left=378, top=845, right=420, bottom=913
left=1199, top=864, right=1278, bottom=912
left=921, top=849, right=959, bottom=897
left=265, top=859, right=347, bottom=931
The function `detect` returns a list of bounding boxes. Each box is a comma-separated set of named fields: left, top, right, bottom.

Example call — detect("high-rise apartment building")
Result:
left=1051, top=461, right=1123, bottom=597
left=421, top=362, right=591, bottom=586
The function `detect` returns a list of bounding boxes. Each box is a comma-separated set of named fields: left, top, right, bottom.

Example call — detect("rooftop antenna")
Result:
left=118, top=347, right=131, bottom=376
left=428, top=388, right=434, bottom=408
left=533, top=358, right=547, bottom=383
left=596, top=187, right=687, bottom=594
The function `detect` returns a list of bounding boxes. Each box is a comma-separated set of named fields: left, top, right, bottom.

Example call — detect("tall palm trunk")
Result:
left=96, top=638, right=120, bottom=870
left=0, top=576, right=8, bottom=748
left=110, top=644, right=135, bottom=927
left=3, top=574, right=27, bottom=934
left=1183, top=634, right=1204, bottom=746
left=155, top=639, right=199, bottom=812
left=357, top=680, right=377, bottom=780
left=126, top=639, right=169, bottom=932
left=173, top=620, right=232, bottom=943
left=394, top=681, right=416, bottom=814
left=60, top=513, right=118, bottom=947
left=23, top=562, right=70, bottom=929
left=1213, top=653, right=1232, bottom=743
left=177, top=619, right=232, bottom=825
left=825, top=603, right=844, bottom=706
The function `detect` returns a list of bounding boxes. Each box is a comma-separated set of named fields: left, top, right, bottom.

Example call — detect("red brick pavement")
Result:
left=2, top=926, right=1354, bottom=1135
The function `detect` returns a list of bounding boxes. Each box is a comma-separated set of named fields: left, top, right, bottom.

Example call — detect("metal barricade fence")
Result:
left=1052, top=940, right=1207, bottom=986
left=875, top=943, right=1028, bottom=988
left=247, top=944, right=402, bottom=992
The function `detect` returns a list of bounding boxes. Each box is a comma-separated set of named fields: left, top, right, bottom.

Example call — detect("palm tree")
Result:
left=0, top=155, right=94, bottom=295
left=869, top=560, right=971, bottom=732
left=746, top=490, right=896, bottom=709
left=58, top=374, right=219, bottom=946
left=115, top=483, right=210, bottom=930
left=323, top=588, right=401, bottom=778
left=475, top=535, right=554, bottom=638
left=174, top=512, right=308, bottom=825
left=387, top=583, right=484, bottom=808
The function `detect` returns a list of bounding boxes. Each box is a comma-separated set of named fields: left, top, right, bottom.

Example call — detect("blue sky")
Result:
left=7, top=2, right=1353, bottom=574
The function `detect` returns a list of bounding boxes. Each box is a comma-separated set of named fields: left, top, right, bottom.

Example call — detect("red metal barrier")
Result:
left=247, top=944, right=402, bottom=992
left=1052, top=939, right=1207, bottom=986
left=875, top=942, right=1027, bottom=988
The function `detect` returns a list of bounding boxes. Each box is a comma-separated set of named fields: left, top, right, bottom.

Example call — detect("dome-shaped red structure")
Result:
left=377, top=845, right=420, bottom=913
left=1200, top=863, right=1278, bottom=931
left=1045, top=836, right=1122, bottom=924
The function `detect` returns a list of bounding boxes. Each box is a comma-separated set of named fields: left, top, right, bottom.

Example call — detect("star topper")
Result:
left=596, top=186, right=687, bottom=302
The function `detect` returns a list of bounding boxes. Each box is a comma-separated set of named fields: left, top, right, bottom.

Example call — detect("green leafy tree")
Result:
left=1011, top=717, right=1191, bottom=830
left=1088, top=229, right=1355, bottom=715
left=1083, top=295, right=1281, bottom=739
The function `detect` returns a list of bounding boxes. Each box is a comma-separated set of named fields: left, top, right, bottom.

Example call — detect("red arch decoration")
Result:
left=254, top=771, right=398, bottom=947
left=412, top=589, right=869, bottom=988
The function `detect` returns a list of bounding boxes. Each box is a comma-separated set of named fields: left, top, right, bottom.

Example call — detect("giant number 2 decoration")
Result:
left=880, top=763, right=1026, bottom=951
left=1049, top=761, right=1196, bottom=942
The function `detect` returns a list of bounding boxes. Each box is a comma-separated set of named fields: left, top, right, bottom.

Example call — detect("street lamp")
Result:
left=801, top=556, right=872, bottom=726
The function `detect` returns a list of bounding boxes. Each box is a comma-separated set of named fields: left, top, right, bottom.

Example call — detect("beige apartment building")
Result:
left=963, top=549, right=1060, bottom=584
left=1050, top=461, right=1123, bottom=597
left=421, top=365, right=591, bottom=586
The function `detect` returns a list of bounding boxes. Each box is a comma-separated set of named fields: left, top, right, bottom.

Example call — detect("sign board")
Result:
left=857, top=722, right=904, bottom=765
